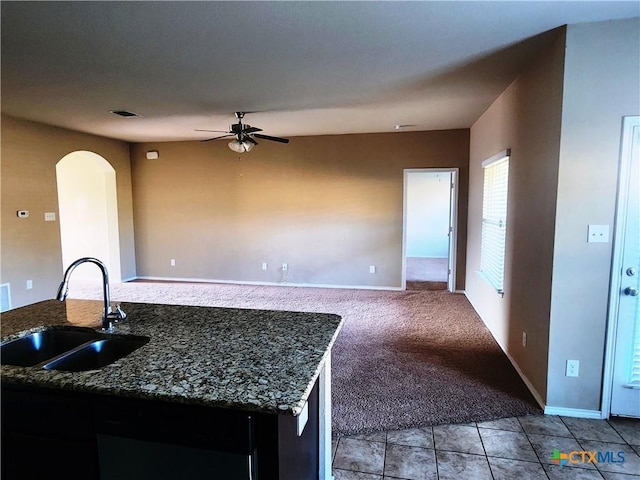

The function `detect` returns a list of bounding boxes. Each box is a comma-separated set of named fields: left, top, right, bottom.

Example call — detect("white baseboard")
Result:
left=502, top=349, right=546, bottom=411
left=543, top=406, right=604, bottom=419
left=464, top=292, right=546, bottom=411
left=463, top=292, right=610, bottom=419
left=132, top=276, right=404, bottom=292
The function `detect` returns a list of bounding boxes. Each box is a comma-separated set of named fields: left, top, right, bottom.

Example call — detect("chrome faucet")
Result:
left=56, top=257, right=126, bottom=332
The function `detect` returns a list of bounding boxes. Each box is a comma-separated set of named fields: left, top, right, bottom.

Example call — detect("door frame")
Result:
left=601, top=115, right=640, bottom=418
left=402, top=168, right=459, bottom=292
left=56, top=151, right=122, bottom=283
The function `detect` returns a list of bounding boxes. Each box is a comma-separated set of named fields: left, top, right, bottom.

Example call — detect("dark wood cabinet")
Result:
left=2, top=381, right=319, bottom=480
left=2, top=386, right=99, bottom=480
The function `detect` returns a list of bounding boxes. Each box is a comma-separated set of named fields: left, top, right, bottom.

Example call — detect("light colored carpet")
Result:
left=406, top=257, right=448, bottom=282
left=406, top=257, right=448, bottom=291
left=69, top=280, right=541, bottom=435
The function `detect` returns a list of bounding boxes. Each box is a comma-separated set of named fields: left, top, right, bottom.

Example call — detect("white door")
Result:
left=610, top=117, right=640, bottom=418
left=447, top=171, right=457, bottom=291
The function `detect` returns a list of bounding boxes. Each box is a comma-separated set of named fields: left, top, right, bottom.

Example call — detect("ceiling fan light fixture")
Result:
left=228, top=139, right=254, bottom=153
left=200, top=112, right=288, bottom=149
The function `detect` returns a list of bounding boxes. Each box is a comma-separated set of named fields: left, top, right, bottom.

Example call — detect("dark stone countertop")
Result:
left=0, top=299, right=343, bottom=416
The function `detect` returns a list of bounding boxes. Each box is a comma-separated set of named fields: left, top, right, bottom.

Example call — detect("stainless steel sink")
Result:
left=1, top=327, right=149, bottom=371
left=43, top=336, right=149, bottom=372
left=1, top=329, right=103, bottom=367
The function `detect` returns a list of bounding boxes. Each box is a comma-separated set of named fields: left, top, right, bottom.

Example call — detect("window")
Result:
left=479, top=149, right=510, bottom=295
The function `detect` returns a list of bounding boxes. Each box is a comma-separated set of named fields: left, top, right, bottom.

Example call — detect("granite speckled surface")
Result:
left=1, top=299, right=343, bottom=416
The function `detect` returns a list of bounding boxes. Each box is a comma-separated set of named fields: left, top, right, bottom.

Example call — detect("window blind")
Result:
left=480, top=150, right=510, bottom=294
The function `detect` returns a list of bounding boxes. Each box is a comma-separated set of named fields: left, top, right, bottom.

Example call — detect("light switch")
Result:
left=587, top=225, right=609, bottom=243
left=44, top=212, right=56, bottom=222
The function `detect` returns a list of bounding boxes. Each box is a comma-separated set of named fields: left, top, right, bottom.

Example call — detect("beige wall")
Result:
left=468, top=18, right=640, bottom=412
left=1, top=115, right=135, bottom=309
left=466, top=29, right=566, bottom=404
left=547, top=18, right=640, bottom=411
left=132, top=130, right=469, bottom=289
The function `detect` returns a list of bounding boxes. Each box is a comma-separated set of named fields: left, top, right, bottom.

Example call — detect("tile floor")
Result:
left=331, top=415, right=640, bottom=479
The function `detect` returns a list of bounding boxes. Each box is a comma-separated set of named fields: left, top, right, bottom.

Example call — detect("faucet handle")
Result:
left=114, top=304, right=127, bottom=321
left=106, top=304, right=127, bottom=322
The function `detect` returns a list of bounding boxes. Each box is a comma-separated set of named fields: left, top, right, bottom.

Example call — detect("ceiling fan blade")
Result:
left=253, top=133, right=289, bottom=144
left=195, top=129, right=230, bottom=133
left=243, top=126, right=263, bottom=134
left=201, top=134, right=233, bottom=142
left=243, top=135, right=258, bottom=145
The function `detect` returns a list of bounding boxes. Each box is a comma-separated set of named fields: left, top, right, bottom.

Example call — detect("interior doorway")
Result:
left=403, top=169, right=458, bottom=291
left=56, top=151, right=121, bottom=286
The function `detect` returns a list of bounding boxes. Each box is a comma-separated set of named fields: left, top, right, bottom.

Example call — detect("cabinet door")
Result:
left=94, top=395, right=256, bottom=480
left=3, top=431, right=98, bottom=480
left=97, top=434, right=254, bottom=480
left=1, top=386, right=99, bottom=480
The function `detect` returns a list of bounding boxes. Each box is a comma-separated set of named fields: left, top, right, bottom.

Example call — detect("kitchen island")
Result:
left=1, top=299, right=343, bottom=480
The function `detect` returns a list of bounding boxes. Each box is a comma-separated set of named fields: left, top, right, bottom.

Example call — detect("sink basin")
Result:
left=1, top=329, right=102, bottom=367
left=43, top=336, right=149, bottom=372
left=1, top=327, right=150, bottom=371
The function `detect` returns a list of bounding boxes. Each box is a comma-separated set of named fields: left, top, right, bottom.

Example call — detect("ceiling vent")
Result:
left=109, top=110, right=140, bottom=118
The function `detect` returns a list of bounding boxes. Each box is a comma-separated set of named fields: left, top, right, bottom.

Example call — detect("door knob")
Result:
left=624, top=287, right=639, bottom=296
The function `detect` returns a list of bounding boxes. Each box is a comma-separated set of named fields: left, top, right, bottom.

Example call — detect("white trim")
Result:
left=543, top=406, right=604, bottom=419
left=501, top=339, right=546, bottom=410
left=481, top=149, right=511, bottom=168
left=118, top=276, right=138, bottom=283
left=402, top=168, right=459, bottom=292
left=318, top=355, right=334, bottom=480
left=0, top=283, right=12, bottom=312
left=602, top=115, right=640, bottom=418
left=132, top=276, right=404, bottom=291
left=465, top=291, right=546, bottom=410
left=296, top=401, right=309, bottom=436
left=449, top=169, right=459, bottom=292
left=476, top=270, right=505, bottom=297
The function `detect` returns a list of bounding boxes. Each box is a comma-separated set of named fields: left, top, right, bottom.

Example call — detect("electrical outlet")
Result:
left=170, top=259, right=176, bottom=266
left=262, top=262, right=268, bottom=271
left=566, top=359, right=580, bottom=377
left=369, top=265, right=376, bottom=274
left=26, top=280, right=33, bottom=290
left=282, top=263, right=288, bottom=271
left=522, top=331, right=527, bottom=347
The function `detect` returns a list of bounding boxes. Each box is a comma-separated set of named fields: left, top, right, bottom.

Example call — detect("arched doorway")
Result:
left=56, top=151, right=121, bottom=284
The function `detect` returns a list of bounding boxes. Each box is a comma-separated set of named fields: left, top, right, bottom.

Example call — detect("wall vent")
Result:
left=0, top=283, right=11, bottom=312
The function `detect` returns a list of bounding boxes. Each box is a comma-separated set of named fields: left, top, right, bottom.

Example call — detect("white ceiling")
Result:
left=1, top=1, right=638, bottom=142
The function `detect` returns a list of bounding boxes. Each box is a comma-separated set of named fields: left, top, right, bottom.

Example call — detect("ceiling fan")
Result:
left=196, top=112, right=289, bottom=153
